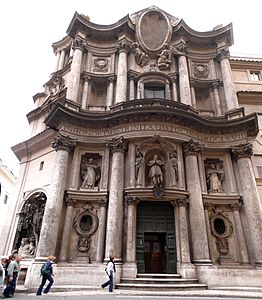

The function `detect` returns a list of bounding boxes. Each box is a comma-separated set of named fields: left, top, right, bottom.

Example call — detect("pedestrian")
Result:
left=101, top=256, right=116, bottom=292
left=36, top=255, right=56, bottom=296
left=3, top=255, right=22, bottom=298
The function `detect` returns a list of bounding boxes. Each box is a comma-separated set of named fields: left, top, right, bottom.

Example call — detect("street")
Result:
left=8, top=293, right=257, bottom=300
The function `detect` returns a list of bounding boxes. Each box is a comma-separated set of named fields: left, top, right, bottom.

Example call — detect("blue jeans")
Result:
left=36, top=274, right=54, bottom=295
left=3, top=272, right=18, bottom=297
left=101, top=271, right=113, bottom=292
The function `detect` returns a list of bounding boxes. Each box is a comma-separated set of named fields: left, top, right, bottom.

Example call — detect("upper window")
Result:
left=250, top=71, right=261, bottom=81
left=144, top=85, right=165, bottom=99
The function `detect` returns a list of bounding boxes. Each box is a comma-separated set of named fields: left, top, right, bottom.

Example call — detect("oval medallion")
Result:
left=137, top=10, right=171, bottom=53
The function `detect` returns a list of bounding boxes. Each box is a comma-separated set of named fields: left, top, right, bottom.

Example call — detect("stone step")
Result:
left=121, top=277, right=199, bottom=284
left=137, top=273, right=182, bottom=279
left=116, top=283, right=208, bottom=291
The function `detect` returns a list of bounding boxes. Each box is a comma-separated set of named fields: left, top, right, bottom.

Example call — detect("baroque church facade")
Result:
left=1, top=6, right=262, bottom=289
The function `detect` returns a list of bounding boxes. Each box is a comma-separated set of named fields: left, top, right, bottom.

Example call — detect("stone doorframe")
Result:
left=123, top=188, right=193, bottom=277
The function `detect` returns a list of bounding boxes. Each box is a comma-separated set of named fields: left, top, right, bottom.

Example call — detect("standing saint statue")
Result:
left=148, top=155, right=164, bottom=187
left=206, top=163, right=224, bottom=193
left=80, top=158, right=100, bottom=190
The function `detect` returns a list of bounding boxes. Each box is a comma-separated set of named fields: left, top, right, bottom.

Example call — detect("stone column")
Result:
left=106, top=76, right=115, bottom=108
left=231, top=143, right=262, bottom=266
left=58, top=49, right=66, bottom=71
left=190, top=81, right=196, bottom=109
left=175, top=43, right=192, bottom=106
left=96, top=200, right=108, bottom=262
left=36, top=134, right=76, bottom=258
left=54, top=51, right=61, bottom=72
left=81, top=74, right=91, bottom=109
left=105, top=136, right=129, bottom=261
left=125, top=196, right=137, bottom=262
left=216, top=49, right=239, bottom=111
left=171, top=74, right=178, bottom=102
left=230, top=201, right=249, bottom=264
left=212, top=81, right=222, bottom=116
left=66, top=36, right=86, bottom=102
left=128, top=74, right=136, bottom=100
left=59, top=197, right=76, bottom=261
left=177, top=198, right=191, bottom=263
left=137, top=80, right=144, bottom=99
left=183, top=139, right=211, bottom=264
left=115, top=42, right=130, bottom=104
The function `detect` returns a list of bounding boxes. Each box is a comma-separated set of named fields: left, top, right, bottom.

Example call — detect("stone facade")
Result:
left=1, top=6, right=262, bottom=289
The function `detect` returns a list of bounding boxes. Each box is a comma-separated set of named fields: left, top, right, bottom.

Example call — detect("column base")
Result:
left=192, top=259, right=213, bottom=265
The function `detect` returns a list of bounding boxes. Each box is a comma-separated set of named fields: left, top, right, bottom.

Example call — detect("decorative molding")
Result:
left=72, top=36, right=86, bottom=52
left=182, top=139, right=204, bottom=156
left=116, top=41, right=131, bottom=53
left=93, top=57, right=109, bottom=73
left=231, top=143, right=253, bottom=159
left=106, top=136, right=129, bottom=154
left=193, top=63, right=209, bottom=79
left=177, top=197, right=189, bottom=207
left=215, top=48, right=230, bottom=62
left=51, top=133, right=76, bottom=152
left=124, top=195, right=137, bottom=205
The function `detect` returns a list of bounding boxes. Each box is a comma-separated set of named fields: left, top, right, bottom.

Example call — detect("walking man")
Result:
left=3, top=255, right=22, bottom=298
left=101, top=256, right=116, bottom=292
left=36, top=255, right=56, bottom=296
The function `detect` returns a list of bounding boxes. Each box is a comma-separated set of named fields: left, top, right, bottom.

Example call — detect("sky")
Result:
left=0, top=0, right=261, bottom=176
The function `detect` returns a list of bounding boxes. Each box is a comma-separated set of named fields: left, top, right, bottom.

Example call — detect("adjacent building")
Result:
left=1, top=6, right=262, bottom=289
left=0, top=158, right=16, bottom=239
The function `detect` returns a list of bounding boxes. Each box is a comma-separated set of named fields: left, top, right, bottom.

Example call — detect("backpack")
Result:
left=40, top=263, right=51, bottom=276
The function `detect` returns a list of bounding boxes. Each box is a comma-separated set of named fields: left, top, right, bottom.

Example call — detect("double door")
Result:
left=137, top=201, right=176, bottom=273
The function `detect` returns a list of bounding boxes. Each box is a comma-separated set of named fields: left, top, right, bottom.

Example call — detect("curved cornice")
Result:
left=66, top=9, right=233, bottom=48
left=44, top=98, right=258, bottom=137
left=172, top=19, right=233, bottom=47
left=66, top=12, right=135, bottom=38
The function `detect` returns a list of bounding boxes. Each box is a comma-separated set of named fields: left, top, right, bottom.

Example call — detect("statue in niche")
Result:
left=18, top=238, right=33, bottom=258
left=148, top=155, right=164, bottom=187
left=135, top=149, right=144, bottom=180
left=80, top=157, right=101, bottom=190
left=169, top=152, right=178, bottom=184
left=157, top=44, right=172, bottom=70
left=206, top=162, right=224, bottom=193
left=133, top=43, right=149, bottom=67
left=48, top=74, right=65, bottom=97
left=12, top=192, right=46, bottom=255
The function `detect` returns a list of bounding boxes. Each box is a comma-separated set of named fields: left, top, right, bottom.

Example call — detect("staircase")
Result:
left=116, top=273, right=207, bottom=291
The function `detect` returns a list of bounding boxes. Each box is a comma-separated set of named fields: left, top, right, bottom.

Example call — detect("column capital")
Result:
left=231, top=143, right=253, bottom=159
left=183, top=139, right=204, bottom=156
left=72, top=36, right=86, bottom=52
left=65, top=197, right=76, bottom=207
left=215, top=48, right=230, bottom=62
left=176, top=197, right=189, bottom=207
left=116, top=41, right=131, bottom=54
left=172, top=42, right=188, bottom=56
left=124, top=195, right=137, bottom=205
left=212, top=80, right=221, bottom=89
left=51, top=133, right=76, bottom=152
left=81, top=72, right=91, bottom=82
left=108, top=75, right=117, bottom=84
left=106, top=136, right=129, bottom=154
left=203, top=202, right=215, bottom=211
left=98, top=199, right=107, bottom=207
left=170, top=73, right=178, bottom=82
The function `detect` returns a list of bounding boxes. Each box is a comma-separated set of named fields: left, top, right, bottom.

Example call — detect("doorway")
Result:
left=136, top=201, right=176, bottom=273
left=144, top=232, right=167, bottom=273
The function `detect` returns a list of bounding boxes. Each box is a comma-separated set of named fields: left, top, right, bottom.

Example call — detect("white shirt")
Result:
left=105, top=261, right=115, bottom=274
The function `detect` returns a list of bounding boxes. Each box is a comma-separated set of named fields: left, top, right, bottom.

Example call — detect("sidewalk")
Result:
left=16, top=285, right=262, bottom=298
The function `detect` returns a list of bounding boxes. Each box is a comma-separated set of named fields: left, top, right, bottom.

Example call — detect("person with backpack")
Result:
left=36, top=255, right=56, bottom=296
left=101, top=256, right=116, bottom=292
